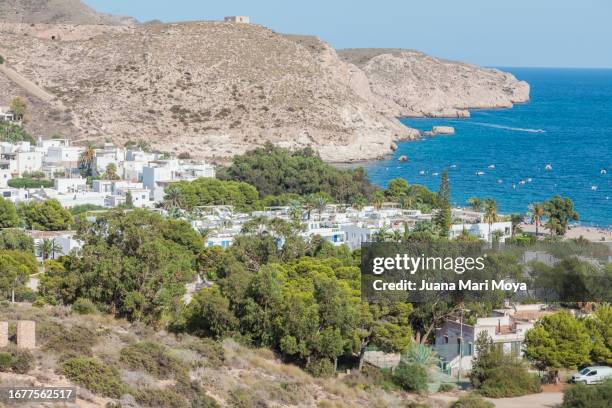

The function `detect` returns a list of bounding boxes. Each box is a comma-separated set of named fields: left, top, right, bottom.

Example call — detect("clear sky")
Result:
left=85, top=0, right=612, bottom=68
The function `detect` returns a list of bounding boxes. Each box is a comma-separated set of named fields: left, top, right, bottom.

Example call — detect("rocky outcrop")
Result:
left=339, top=49, right=530, bottom=118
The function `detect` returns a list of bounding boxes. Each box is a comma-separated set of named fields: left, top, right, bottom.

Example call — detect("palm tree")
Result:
left=510, top=214, right=523, bottom=237
left=78, top=144, right=96, bottom=177
left=468, top=197, right=484, bottom=212
left=164, top=186, right=185, bottom=210
left=529, top=202, right=545, bottom=236
left=37, top=238, right=63, bottom=261
left=373, top=227, right=389, bottom=242
left=483, top=199, right=498, bottom=244
left=313, top=196, right=328, bottom=217
left=288, top=201, right=303, bottom=221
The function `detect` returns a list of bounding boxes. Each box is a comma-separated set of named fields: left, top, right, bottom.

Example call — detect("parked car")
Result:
left=571, top=366, right=612, bottom=384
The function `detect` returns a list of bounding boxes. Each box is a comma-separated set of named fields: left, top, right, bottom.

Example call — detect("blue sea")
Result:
left=363, top=68, right=612, bottom=227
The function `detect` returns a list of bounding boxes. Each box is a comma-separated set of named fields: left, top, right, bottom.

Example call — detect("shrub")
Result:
left=43, top=325, right=98, bottom=358
left=0, top=55, right=4, bottom=64
left=228, top=388, right=261, bottom=408
left=188, top=338, right=225, bottom=367
left=72, top=298, right=98, bottom=315
left=478, top=365, right=541, bottom=398
left=60, top=357, right=126, bottom=398
left=452, top=393, right=495, bottom=408
left=134, top=388, right=190, bottom=408
left=438, top=383, right=456, bottom=392
left=8, top=178, right=54, bottom=189
left=561, top=380, right=612, bottom=408
left=2, top=348, right=34, bottom=374
left=0, top=352, right=12, bottom=371
left=120, top=341, right=186, bottom=379
left=393, top=362, right=428, bottom=393
left=305, top=358, right=334, bottom=378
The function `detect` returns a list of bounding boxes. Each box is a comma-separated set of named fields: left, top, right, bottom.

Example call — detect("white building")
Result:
left=435, top=304, right=552, bottom=376
left=13, top=151, right=43, bottom=176
left=449, top=221, right=512, bottom=243
left=29, top=230, right=82, bottom=260
left=0, top=106, right=15, bottom=122
left=54, top=177, right=87, bottom=194
left=224, top=16, right=250, bottom=23
left=143, top=160, right=216, bottom=202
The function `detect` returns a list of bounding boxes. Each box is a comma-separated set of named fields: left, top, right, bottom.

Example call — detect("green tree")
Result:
left=18, top=200, right=73, bottom=231
left=78, top=144, right=96, bottom=177
left=0, top=229, right=34, bottom=252
left=220, top=142, right=377, bottom=203
left=183, top=287, right=238, bottom=339
left=544, top=196, right=579, bottom=236
left=0, top=197, right=20, bottom=228
left=101, top=163, right=120, bottom=180
left=434, top=170, right=452, bottom=237
left=10, top=97, right=27, bottom=120
left=584, top=305, right=612, bottom=365
left=165, top=178, right=258, bottom=212
left=385, top=178, right=410, bottom=200
left=524, top=311, right=592, bottom=370
left=0, top=250, right=37, bottom=302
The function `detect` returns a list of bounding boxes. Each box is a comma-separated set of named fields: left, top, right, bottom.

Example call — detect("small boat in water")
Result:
left=519, top=180, right=526, bottom=185
left=527, top=178, right=533, bottom=183
left=488, top=165, right=496, bottom=169
left=497, top=179, right=503, bottom=184
left=476, top=171, right=485, bottom=176
left=591, top=185, right=598, bottom=191
left=601, top=169, right=608, bottom=175
left=432, top=172, right=439, bottom=176
left=545, top=164, right=553, bottom=171
left=450, top=164, right=457, bottom=169
left=419, top=170, right=426, bottom=175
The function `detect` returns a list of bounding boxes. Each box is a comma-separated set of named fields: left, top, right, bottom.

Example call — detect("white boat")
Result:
left=497, top=179, right=503, bottom=184
left=527, top=178, right=533, bottom=182
left=519, top=180, right=526, bottom=185
left=450, top=164, right=457, bottom=169
left=591, top=185, right=598, bottom=191
left=432, top=172, right=439, bottom=176
left=419, top=170, right=426, bottom=175
left=601, top=169, right=608, bottom=175
left=488, top=165, right=496, bottom=169
left=545, top=164, right=553, bottom=171
left=476, top=171, right=485, bottom=176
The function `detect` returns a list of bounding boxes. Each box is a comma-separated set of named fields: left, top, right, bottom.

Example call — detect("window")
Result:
left=444, top=335, right=449, bottom=344
left=587, top=371, right=597, bottom=376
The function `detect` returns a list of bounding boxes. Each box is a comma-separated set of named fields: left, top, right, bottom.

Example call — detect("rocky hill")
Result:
left=0, top=2, right=529, bottom=162
left=339, top=48, right=530, bottom=118
left=0, top=0, right=136, bottom=25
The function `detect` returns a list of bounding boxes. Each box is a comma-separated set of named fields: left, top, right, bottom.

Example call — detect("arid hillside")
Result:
left=0, top=0, right=136, bottom=25
left=0, top=2, right=529, bottom=162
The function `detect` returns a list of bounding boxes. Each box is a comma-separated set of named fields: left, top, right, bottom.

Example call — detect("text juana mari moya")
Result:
left=369, top=254, right=526, bottom=293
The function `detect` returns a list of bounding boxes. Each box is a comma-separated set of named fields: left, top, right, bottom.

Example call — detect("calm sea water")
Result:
left=364, top=68, right=612, bottom=227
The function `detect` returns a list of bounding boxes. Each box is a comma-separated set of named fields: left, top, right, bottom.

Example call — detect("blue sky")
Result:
left=85, top=0, right=612, bottom=68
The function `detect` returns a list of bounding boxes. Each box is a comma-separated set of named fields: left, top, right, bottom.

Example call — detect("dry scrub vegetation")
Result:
left=0, top=303, right=437, bottom=407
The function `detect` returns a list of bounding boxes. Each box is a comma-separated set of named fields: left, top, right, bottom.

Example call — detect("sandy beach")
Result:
left=520, top=223, right=612, bottom=242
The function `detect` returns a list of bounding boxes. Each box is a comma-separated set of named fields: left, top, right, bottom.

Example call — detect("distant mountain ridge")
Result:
left=0, top=1, right=529, bottom=162
left=0, top=0, right=137, bottom=25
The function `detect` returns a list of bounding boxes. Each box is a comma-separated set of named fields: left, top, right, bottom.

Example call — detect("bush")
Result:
left=60, top=357, right=126, bottom=398
left=120, top=341, right=187, bottom=379
left=72, top=298, right=98, bottom=315
left=43, top=325, right=98, bottom=358
left=134, top=388, right=190, bottom=408
left=0, top=55, right=4, bottom=64
left=478, top=365, right=541, bottom=398
left=393, top=362, right=428, bottom=392
left=305, top=358, right=334, bottom=378
left=0, top=352, right=12, bottom=371
left=438, top=383, right=456, bottom=392
left=1, top=348, right=34, bottom=374
left=452, top=393, right=495, bottom=408
left=561, top=380, right=612, bottom=408
left=188, top=338, right=225, bottom=367
left=8, top=178, right=54, bottom=189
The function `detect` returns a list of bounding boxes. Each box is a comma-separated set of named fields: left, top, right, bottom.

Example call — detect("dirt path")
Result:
left=0, top=63, right=63, bottom=108
left=486, top=392, right=563, bottom=408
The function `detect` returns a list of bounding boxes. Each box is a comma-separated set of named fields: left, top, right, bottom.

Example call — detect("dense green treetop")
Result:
left=165, top=178, right=259, bottom=212
left=0, top=122, right=35, bottom=144
left=0, top=197, right=20, bottom=228
left=18, top=199, right=73, bottom=231
left=218, top=142, right=377, bottom=203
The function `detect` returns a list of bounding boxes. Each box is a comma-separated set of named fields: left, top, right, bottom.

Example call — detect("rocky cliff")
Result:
left=0, top=2, right=529, bottom=162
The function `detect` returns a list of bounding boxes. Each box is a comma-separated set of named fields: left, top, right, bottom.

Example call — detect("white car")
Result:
left=571, top=366, right=612, bottom=385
